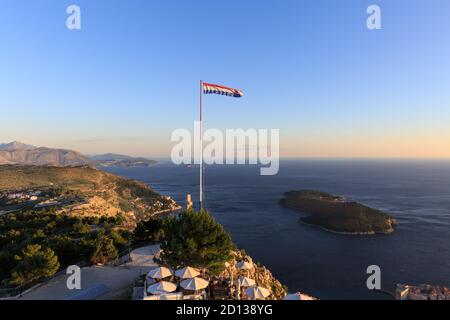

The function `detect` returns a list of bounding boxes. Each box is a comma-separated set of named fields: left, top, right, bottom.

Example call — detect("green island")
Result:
left=280, top=190, right=396, bottom=235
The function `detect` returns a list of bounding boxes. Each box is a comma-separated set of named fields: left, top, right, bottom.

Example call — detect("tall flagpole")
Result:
left=199, top=80, right=203, bottom=210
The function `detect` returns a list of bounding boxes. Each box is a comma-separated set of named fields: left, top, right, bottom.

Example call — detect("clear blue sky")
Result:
left=1, top=0, right=450, bottom=158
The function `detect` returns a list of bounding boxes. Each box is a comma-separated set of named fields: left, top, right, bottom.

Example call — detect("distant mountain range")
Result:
left=0, top=141, right=36, bottom=151
left=0, top=142, right=157, bottom=167
left=0, top=141, right=92, bottom=166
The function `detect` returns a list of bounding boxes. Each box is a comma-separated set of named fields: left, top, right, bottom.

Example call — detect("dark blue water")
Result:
left=104, top=160, right=450, bottom=299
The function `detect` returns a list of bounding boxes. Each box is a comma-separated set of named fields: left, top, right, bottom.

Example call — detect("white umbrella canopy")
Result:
left=180, top=277, right=209, bottom=291
left=147, top=281, right=177, bottom=295
left=236, top=276, right=256, bottom=287
left=147, top=266, right=173, bottom=279
left=236, top=261, right=254, bottom=271
left=284, top=293, right=315, bottom=300
left=245, top=286, right=271, bottom=300
left=175, top=266, right=200, bottom=279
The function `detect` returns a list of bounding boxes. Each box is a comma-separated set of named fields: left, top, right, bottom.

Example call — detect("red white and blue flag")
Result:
left=203, top=82, right=244, bottom=98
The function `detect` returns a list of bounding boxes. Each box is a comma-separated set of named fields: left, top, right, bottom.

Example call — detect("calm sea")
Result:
left=104, top=160, right=450, bottom=299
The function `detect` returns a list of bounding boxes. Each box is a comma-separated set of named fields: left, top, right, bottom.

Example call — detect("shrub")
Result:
left=46, top=235, right=82, bottom=266
left=72, top=220, right=91, bottom=235
left=89, top=230, right=118, bottom=265
left=133, top=217, right=164, bottom=244
left=9, top=244, right=60, bottom=286
left=109, top=229, right=129, bottom=252
left=160, top=210, right=235, bottom=275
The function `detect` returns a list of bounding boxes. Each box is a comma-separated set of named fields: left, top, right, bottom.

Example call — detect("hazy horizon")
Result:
left=3, top=139, right=450, bottom=162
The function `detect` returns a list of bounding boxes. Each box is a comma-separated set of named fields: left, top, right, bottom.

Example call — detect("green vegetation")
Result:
left=281, top=190, right=396, bottom=234
left=0, top=207, right=128, bottom=287
left=0, top=207, right=236, bottom=287
left=9, top=244, right=60, bottom=286
left=133, top=217, right=165, bottom=244
left=0, top=165, right=179, bottom=290
left=89, top=230, right=119, bottom=265
left=160, top=210, right=235, bottom=275
left=134, top=211, right=236, bottom=275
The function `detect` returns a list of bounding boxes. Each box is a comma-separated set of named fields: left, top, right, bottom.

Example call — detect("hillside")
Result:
left=0, top=165, right=179, bottom=225
left=281, top=190, right=396, bottom=235
left=0, top=165, right=180, bottom=289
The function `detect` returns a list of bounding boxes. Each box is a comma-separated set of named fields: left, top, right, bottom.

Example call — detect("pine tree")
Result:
left=160, top=210, right=235, bottom=275
left=133, top=217, right=164, bottom=243
left=89, top=230, right=118, bottom=265
left=9, top=244, right=60, bottom=286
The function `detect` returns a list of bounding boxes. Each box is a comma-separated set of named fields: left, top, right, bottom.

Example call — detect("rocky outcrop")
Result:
left=396, top=284, right=450, bottom=300
left=220, top=250, right=287, bottom=300
left=0, top=156, right=12, bottom=165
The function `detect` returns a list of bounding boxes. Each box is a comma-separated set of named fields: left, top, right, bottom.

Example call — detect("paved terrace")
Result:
left=17, top=244, right=161, bottom=300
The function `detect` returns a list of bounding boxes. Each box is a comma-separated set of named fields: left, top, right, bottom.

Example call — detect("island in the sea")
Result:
left=90, top=153, right=158, bottom=168
left=280, top=190, right=396, bottom=235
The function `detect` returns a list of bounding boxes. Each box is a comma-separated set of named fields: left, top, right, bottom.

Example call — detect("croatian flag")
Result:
left=203, top=82, right=244, bottom=98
